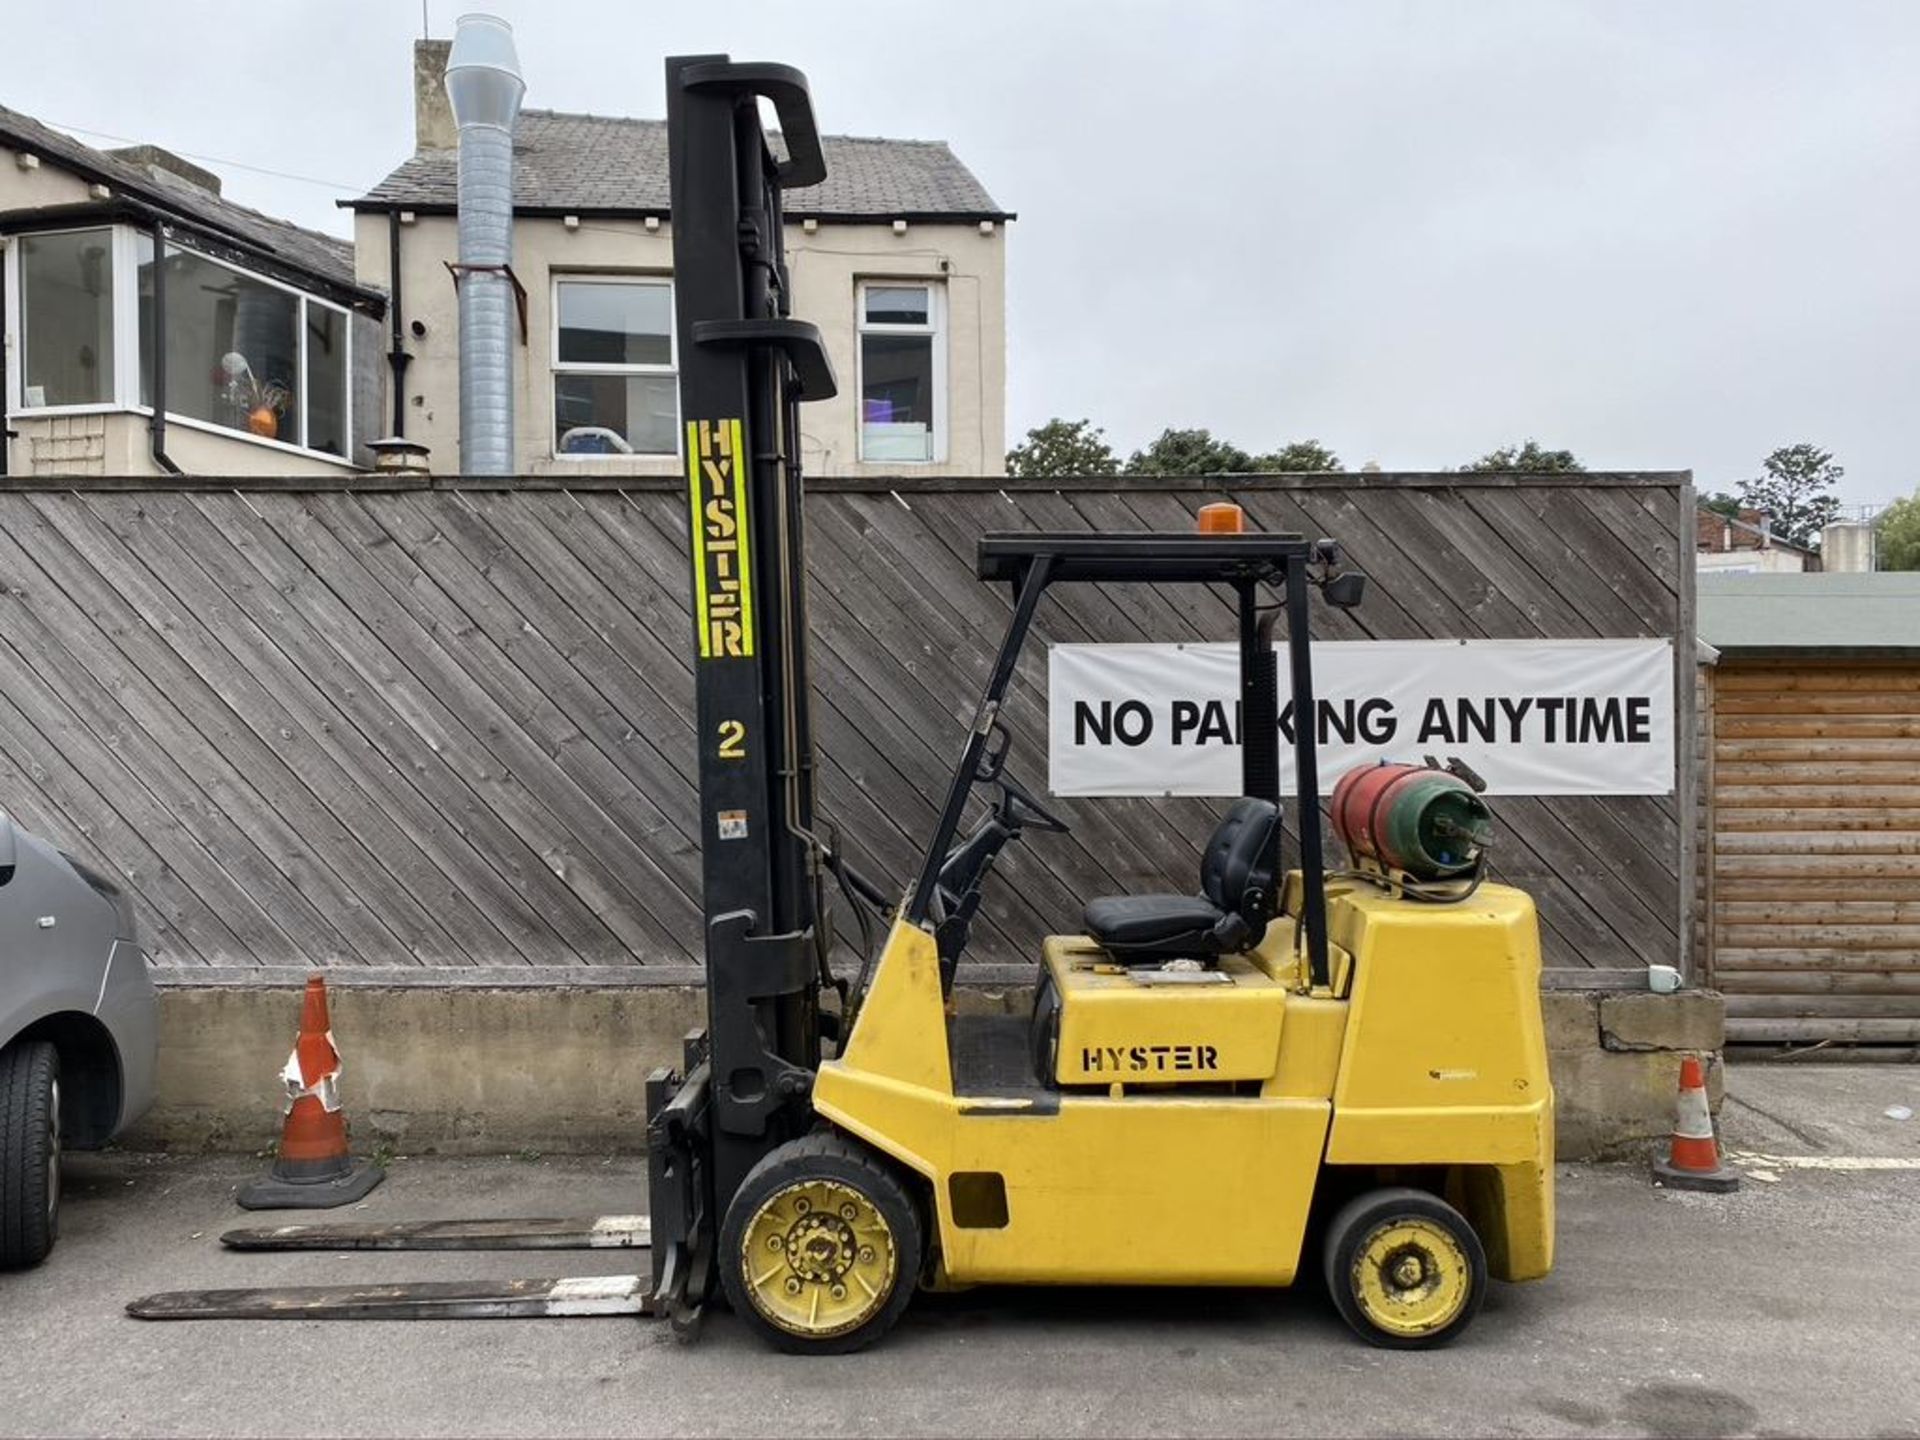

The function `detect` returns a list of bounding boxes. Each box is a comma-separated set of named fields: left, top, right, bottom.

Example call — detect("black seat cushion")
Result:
left=1081, top=798, right=1280, bottom=961
left=1081, top=893, right=1225, bottom=950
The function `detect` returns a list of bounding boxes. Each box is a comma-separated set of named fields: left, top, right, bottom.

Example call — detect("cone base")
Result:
left=237, top=1160, right=386, bottom=1211
left=1651, top=1153, right=1741, bottom=1193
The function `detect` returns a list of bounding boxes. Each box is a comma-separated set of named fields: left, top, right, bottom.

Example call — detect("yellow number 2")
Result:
left=717, top=719, right=747, bottom=760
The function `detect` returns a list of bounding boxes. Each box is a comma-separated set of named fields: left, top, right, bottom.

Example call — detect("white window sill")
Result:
left=8, top=404, right=124, bottom=419
left=136, top=407, right=360, bottom=470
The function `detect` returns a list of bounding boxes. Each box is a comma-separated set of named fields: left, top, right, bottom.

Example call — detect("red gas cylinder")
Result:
left=1330, top=761, right=1492, bottom=881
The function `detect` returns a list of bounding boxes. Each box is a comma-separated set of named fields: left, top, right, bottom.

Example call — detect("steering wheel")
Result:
left=998, top=771, right=1072, bottom=834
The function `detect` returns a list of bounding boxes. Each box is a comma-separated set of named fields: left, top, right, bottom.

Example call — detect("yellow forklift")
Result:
left=129, top=54, right=1553, bottom=1351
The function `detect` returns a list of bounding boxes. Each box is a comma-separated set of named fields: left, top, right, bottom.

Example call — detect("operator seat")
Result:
left=1082, top=797, right=1280, bottom=962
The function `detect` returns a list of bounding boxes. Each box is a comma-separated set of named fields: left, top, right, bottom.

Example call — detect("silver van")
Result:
left=1, top=808, right=158, bottom=1267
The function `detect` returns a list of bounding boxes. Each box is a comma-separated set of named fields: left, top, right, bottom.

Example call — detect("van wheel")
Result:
left=719, top=1131, right=921, bottom=1355
left=1323, top=1186, right=1485, bottom=1348
left=1, top=1041, right=61, bottom=1269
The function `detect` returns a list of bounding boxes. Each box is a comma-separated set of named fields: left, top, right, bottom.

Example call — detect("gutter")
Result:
left=145, top=220, right=181, bottom=475
left=387, top=211, right=410, bottom=436
left=342, top=200, right=1019, bottom=226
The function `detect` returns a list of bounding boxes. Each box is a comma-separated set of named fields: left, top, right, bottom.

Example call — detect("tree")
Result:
left=1878, top=493, right=1920, bottom=571
left=1465, top=440, right=1585, bottom=473
left=1738, top=444, right=1843, bottom=550
left=1699, top=490, right=1742, bottom=520
left=1005, top=418, right=1119, bottom=478
left=1124, top=428, right=1257, bottom=476
left=1254, top=439, right=1340, bottom=472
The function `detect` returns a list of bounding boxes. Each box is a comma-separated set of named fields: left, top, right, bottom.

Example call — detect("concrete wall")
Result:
left=1696, top=547, right=1807, bottom=575
left=353, top=208, right=1007, bottom=479
left=130, top=980, right=1724, bottom=1162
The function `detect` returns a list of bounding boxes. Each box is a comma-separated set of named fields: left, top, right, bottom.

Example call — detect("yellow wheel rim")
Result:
left=1350, top=1218, right=1472, bottom=1339
left=738, top=1178, right=897, bottom=1339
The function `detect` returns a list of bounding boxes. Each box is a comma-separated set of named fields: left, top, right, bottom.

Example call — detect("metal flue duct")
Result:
left=445, top=13, right=525, bottom=475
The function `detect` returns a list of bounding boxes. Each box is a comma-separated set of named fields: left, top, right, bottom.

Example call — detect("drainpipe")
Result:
left=146, top=221, right=182, bottom=475
left=387, top=210, right=410, bottom=437
left=445, top=13, right=525, bottom=476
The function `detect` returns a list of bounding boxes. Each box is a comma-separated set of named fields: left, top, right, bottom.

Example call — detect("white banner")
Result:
left=1048, top=638, right=1675, bottom=797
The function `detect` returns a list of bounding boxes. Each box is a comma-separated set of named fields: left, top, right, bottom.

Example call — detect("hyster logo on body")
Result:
left=1080, top=1044, right=1220, bottom=1074
left=686, top=418, right=755, bottom=660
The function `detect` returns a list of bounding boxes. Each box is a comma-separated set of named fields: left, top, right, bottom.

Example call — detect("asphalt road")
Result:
left=2, top=1064, right=1916, bottom=1439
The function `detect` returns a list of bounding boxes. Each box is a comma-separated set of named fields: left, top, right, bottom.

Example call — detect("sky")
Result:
left=11, top=0, right=1916, bottom=505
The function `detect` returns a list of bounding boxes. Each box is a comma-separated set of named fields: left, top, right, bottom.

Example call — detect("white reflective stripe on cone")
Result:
left=1674, top=1084, right=1715, bottom=1140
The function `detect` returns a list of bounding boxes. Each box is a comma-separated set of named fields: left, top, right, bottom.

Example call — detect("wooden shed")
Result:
left=1699, top=572, right=1920, bottom=1048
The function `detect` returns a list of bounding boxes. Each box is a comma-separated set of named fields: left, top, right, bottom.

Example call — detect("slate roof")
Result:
left=1698, top=572, right=1920, bottom=655
left=351, top=109, right=1011, bottom=221
left=0, top=103, right=369, bottom=299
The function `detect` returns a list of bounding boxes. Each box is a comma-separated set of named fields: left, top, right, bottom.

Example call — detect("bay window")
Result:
left=17, top=228, right=116, bottom=408
left=137, top=242, right=350, bottom=456
left=857, top=281, right=944, bottom=463
left=552, top=277, right=677, bottom=457
left=5, top=223, right=351, bottom=459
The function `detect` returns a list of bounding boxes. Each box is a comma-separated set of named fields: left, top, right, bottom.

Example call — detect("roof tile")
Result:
left=353, top=110, right=1008, bottom=219
left=0, top=103, right=364, bottom=293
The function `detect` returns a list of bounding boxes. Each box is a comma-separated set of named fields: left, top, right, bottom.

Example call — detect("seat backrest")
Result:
left=1200, top=797, right=1280, bottom=925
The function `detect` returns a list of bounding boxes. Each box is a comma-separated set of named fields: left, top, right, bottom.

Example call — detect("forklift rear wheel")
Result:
left=719, top=1131, right=922, bottom=1354
left=1323, top=1187, right=1486, bottom=1349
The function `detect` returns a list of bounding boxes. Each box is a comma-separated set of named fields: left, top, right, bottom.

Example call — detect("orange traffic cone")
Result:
left=237, top=976, right=385, bottom=1210
left=1651, top=1053, right=1740, bottom=1193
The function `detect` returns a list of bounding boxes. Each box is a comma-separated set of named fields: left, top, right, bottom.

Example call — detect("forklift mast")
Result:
left=654, top=56, right=840, bottom=1271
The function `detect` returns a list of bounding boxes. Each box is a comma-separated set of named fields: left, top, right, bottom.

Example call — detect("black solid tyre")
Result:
left=1322, top=1186, right=1486, bottom=1349
left=0, top=1041, right=61, bottom=1270
left=719, top=1130, right=922, bottom=1355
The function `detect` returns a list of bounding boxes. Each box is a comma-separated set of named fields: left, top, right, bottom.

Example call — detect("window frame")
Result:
left=3, top=224, right=129, bottom=416
left=549, top=272, right=680, bottom=461
left=3, top=222, right=353, bottom=464
left=855, top=279, right=946, bottom=466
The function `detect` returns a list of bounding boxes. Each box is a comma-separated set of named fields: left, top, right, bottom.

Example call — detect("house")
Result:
left=344, top=41, right=1012, bottom=478
left=1695, top=571, right=1920, bottom=1048
left=1695, top=505, right=1814, bottom=573
left=2, top=38, right=1010, bottom=482
left=0, top=104, right=387, bottom=477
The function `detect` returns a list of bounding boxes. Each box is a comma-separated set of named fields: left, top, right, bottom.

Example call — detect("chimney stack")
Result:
left=414, top=39, right=456, bottom=151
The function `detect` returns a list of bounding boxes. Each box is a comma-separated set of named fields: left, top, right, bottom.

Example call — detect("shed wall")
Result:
left=1708, top=658, right=1920, bottom=1044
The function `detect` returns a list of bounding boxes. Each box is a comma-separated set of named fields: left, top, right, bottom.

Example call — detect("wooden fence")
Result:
left=0, top=472, right=1692, bottom=981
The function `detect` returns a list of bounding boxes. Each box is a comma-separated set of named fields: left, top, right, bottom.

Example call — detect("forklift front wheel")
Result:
left=1323, top=1187, right=1487, bottom=1349
left=719, top=1131, right=922, bottom=1355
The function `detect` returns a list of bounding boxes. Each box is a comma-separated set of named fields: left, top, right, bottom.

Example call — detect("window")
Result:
left=857, top=282, right=943, bottom=463
left=136, top=242, right=351, bottom=456
left=7, top=224, right=350, bottom=458
left=18, top=228, right=116, bottom=407
left=552, top=277, right=677, bottom=457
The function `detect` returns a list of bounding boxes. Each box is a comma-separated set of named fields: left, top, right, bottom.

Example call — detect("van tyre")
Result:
left=0, top=1041, right=61, bottom=1269
left=1323, top=1186, right=1486, bottom=1349
left=719, top=1130, right=922, bottom=1355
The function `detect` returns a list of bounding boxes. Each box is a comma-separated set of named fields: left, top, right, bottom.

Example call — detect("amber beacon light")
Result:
left=1196, top=501, right=1247, bottom=534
